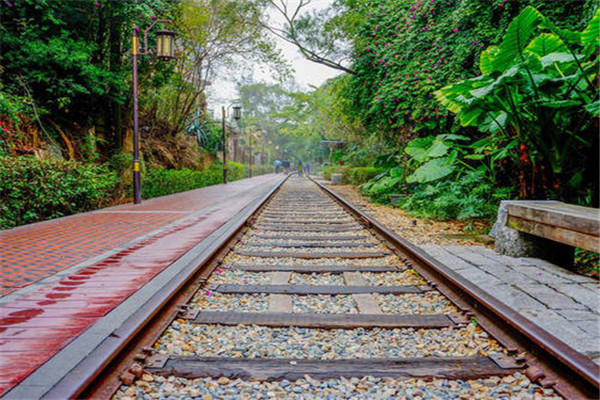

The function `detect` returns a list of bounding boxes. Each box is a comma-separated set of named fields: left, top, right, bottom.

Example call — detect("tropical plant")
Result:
left=435, top=6, right=599, bottom=199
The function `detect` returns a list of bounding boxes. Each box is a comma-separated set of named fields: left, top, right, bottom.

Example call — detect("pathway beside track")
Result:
left=0, top=174, right=285, bottom=396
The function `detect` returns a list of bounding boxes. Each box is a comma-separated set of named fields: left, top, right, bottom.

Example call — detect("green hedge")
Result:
left=0, top=157, right=274, bottom=230
left=348, top=167, right=386, bottom=185
left=141, top=162, right=274, bottom=199
left=0, top=156, right=118, bottom=229
left=322, top=166, right=350, bottom=182
left=322, top=166, right=384, bottom=185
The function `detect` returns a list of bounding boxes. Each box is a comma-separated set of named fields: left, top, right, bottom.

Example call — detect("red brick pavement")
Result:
left=0, top=174, right=283, bottom=395
left=0, top=174, right=278, bottom=296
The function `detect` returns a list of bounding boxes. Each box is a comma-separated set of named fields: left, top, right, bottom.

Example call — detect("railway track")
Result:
left=50, top=176, right=597, bottom=399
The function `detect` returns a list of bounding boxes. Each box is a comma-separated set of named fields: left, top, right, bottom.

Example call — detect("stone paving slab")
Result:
left=421, top=244, right=600, bottom=364
left=0, top=174, right=284, bottom=396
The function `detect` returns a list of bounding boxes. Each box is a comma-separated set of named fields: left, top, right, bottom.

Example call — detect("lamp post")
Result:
left=132, top=20, right=176, bottom=204
left=221, top=104, right=241, bottom=184
left=249, top=133, right=253, bottom=178
left=248, top=131, right=260, bottom=178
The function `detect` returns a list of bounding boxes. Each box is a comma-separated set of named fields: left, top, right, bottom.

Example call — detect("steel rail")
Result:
left=40, top=175, right=598, bottom=399
left=314, top=178, right=599, bottom=400
left=41, top=175, right=288, bottom=400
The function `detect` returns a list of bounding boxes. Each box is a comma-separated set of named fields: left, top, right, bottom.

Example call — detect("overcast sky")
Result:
left=206, top=0, right=342, bottom=116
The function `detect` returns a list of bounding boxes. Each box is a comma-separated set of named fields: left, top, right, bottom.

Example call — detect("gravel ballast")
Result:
left=156, top=322, right=501, bottom=359
left=113, top=373, right=560, bottom=400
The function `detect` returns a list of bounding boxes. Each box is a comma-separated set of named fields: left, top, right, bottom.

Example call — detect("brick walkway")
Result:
left=0, top=174, right=284, bottom=395
left=0, top=174, right=280, bottom=297
left=422, top=244, right=600, bottom=364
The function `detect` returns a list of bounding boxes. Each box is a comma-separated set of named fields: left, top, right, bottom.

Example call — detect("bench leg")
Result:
left=491, top=203, right=575, bottom=269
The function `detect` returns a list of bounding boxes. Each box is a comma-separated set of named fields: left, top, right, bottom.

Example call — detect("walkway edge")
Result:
left=3, top=175, right=287, bottom=400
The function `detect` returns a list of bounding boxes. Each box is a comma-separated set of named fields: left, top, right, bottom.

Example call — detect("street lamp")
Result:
left=248, top=131, right=262, bottom=178
left=132, top=20, right=176, bottom=204
left=221, top=103, right=241, bottom=184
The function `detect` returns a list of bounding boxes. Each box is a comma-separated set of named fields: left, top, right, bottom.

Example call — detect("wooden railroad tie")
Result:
left=212, top=284, right=430, bottom=295
left=248, top=235, right=372, bottom=241
left=147, top=355, right=522, bottom=381
left=234, top=250, right=390, bottom=259
left=253, top=226, right=360, bottom=232
left=258, top=219, right=353, bottom=225
left=187, top=311, right=467, bottom=328
left=242, top=241, right=378, bottom=248
left=225, top=264, right=400, bottom=273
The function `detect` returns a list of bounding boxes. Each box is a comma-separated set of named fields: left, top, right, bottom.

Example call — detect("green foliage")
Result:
left=142, top=165, right=223, bottom=199
left=0, top=156, right=118, bottom=229
left=343, top=0, right=592, bottom=138
left=399, top=170, right=510, bottom=220
left=348, top=167, right=386, bottom=185
left=141, top=162, right=272, bottom=199
left=435, top=5, right=599, bottom=199
left=322, top=166, right=350, bottom=182
left=1, top=0, right=173, bottom=120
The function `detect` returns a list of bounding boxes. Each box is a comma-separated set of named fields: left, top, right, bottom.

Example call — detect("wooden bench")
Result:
left=493, top=200, right=599, bottom=267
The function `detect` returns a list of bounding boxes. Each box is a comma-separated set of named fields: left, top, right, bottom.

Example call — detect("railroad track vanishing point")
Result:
left=52, top=176, right=597, bottom=399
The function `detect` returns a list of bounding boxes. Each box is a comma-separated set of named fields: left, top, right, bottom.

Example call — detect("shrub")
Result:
left=322, top=166, right=350, bottom=182
left=142, top=166, right=222, bottom=199
left=398, top=170, right=511, bottom=220
left=348, top=167, right=386, bottom=185
left=141, top=162, right=273, bottom=199
left=0, top=156, right=119, bottom=229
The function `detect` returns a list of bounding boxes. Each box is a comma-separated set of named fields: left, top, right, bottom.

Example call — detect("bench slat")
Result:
left=508, top=215, right=599, bottom=252
left=507, top=201, right=599, bottom=238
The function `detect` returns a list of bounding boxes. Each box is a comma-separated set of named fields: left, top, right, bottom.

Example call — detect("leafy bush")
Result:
left=0, top=156, right=118, bottom=229
left=435, top=6, right=599, bottom=200
left=398, top=170, right=511, bottom=220
left=360, top=166, right=405, bottom=202
left=322, top=166, right=350, bottom=181
left=348, top=167, right=386, bottom=185
left=142, top=166, right=222, bottom=199
left=141, top=162, right=273, bottom=199
left=345, top=0, right=592, bottom=137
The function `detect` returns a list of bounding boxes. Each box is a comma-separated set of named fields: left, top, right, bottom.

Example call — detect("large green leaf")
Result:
left=458, top=107, right=485, bottom=127
left=407, top=158, right=455, bottom=183
left=540, top=52, right=578, bottom=68
left=479, top=46, right=499, bottom=74
left=405, top=136, right=450, bottom=162
left=525, top=33, right=567, bottom=57
left=541, top=17, right=581, bottom=45
left=581, top=8, right=599, bottom=52
left=490, top=6, right=544, bottom=73
left=469, top=65, right=522, bottom=99
left=584, top=100, right=600, bottom=117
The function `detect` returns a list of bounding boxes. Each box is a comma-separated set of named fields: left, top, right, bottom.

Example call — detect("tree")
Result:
left=262, top=0, right=361, bottom=74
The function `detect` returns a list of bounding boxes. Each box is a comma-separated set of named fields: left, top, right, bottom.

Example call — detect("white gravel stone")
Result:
left=155, top=323, right=502, bottom=359
left=361, top=270, right=426, bottom=286
left=224, top=254, right=403, bottom=267
left=190, top=292, right=268, bottom=312
left=289, top=273, right=345, bottom=285
left=377, top=292, right=460, bottom=314
left=207, top=268, right=271, bottom=285
left=113, top=374, right=561, bottom=400
left=292, top=294, right=358, bottom=314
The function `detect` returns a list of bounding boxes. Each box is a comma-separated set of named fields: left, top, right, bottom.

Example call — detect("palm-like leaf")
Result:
left=525, top=33, right=567, bottom=57
left=581, top=9, right=600, bottom=53
left=479, top=46, right=499, bottom=74
left=490, top=6, right=544, bottom=73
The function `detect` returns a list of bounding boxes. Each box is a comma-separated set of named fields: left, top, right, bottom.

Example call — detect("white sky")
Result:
left=206, top=0, right=342, bottom=116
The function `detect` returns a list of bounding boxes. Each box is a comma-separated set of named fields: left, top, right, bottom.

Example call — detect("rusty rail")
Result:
left=40, top=175, right=599, bottom=399
left=315, top=178, right=599, bottom=400
left=41, top=176, right=289, bottom=399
